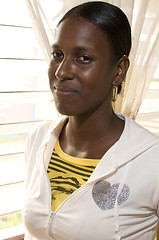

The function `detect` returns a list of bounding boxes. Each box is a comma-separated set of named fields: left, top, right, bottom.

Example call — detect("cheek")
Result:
left=82, top=67, right=114, bottom=105
left=78, top=65, right=100, bottom=85
left=48, top=64, right=56, bottom=87
left=80, top=65, right=111, bottom=90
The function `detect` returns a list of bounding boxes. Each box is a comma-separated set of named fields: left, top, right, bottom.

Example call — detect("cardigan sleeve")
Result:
left=23, top=124, right=42, bottom=240
left=24, top=229, right=33, bottom=240
left=22, top=120, right=54, bottom=240
left=23, top=131, right=34, bottom=240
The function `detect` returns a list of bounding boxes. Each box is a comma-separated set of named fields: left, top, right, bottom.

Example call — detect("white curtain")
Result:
left=26, top=0, right=159, bottom=119
left=117, top=0, right=159, bottom=119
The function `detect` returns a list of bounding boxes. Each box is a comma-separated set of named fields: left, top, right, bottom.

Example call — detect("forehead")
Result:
left=54, top=17, right=111, bottom=53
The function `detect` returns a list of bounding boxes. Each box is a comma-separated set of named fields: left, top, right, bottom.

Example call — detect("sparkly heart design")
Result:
left=92, top=180, right=130, bottom=210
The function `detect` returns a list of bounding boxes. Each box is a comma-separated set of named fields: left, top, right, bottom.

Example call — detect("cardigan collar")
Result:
left=43, top=113, right=159, bottom=182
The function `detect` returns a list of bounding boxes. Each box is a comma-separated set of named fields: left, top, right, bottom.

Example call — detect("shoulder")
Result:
left=118, top=113, right=159, bottom=143
left=28, top=120, right=53, bottom=140
left=25, top=121, right=53, bottom=150
left=25, top=117, right=66, bottom=157
left=115, top=113, right=159, bottom=166
left=27, top=116, right=65, bottom=143
left=24, top=121, right=53, bottom=160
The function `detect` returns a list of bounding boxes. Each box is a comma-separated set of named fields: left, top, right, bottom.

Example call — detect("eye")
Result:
left=77, top=55, right=92, bottom=64
left=52, top=50, right=63, bottom=61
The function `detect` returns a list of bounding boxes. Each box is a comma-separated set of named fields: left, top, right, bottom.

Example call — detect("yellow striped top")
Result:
left=47, top=139, right=100, bottom=212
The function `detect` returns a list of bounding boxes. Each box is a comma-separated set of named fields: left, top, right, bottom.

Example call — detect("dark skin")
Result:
left=48, top=17, right=129, bottom=159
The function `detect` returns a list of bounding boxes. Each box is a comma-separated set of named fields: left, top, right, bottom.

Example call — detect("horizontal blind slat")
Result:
left=0, top=182, right=24, bottom=215
left=0, top=59, right=49, bottom=92
left=0, top=153, right=25, bottom=186
left=0, top=121, right=42, bottom=135
left=0, top=92, right=52, bottom=104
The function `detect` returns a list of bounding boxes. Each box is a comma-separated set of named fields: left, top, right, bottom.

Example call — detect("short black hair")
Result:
left=58, top=1, right=131, bottom=60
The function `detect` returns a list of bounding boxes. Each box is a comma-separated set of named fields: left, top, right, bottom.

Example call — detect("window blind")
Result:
left=0, top=0, right=56, bottom=238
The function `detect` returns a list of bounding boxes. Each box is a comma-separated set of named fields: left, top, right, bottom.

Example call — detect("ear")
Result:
left=112, top=55, right=130, bottom=86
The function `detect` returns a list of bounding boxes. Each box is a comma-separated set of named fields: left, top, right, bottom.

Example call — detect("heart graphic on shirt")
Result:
left=92, top=180, right=130, bottom=210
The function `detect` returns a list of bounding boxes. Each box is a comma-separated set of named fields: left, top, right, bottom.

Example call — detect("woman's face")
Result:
left=48, top=17, right=118, bottom=116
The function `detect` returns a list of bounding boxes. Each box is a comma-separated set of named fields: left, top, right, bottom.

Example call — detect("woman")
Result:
left=23, top=2, right=159, bottom=240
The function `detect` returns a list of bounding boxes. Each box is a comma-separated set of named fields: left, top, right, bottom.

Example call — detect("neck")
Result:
left=63, top=104, right=123, bottom=143
left=69, top=111, right=114, bottom=139
left=59, top=107, right=124, bottom=159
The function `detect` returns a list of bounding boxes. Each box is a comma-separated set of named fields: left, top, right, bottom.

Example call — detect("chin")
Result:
left=55, top=104, right=74, bottom=116
left=54, top=98, right=80, bottom=116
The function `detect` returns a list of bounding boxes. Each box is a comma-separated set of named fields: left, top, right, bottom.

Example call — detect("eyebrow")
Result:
left=52, top=44, right=60, bottom=49
left=51, top=44, right=93, bottom=52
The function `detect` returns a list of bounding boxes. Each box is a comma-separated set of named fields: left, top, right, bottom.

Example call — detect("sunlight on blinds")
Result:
left=0, top=0, right=56, bottom=237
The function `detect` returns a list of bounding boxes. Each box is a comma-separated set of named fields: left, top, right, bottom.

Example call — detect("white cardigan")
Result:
left=22, top=114, right=159, bottom=240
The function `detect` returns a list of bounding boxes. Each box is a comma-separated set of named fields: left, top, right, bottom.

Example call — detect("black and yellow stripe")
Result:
left=47, top=139, right=100, bottom=211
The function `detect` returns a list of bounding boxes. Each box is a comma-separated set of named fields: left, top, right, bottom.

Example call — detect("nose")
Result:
left=55, top=58, right=74, bottom=81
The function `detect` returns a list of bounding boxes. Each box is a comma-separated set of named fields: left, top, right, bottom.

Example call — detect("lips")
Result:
left=54, top=85, right=78, bottom=96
